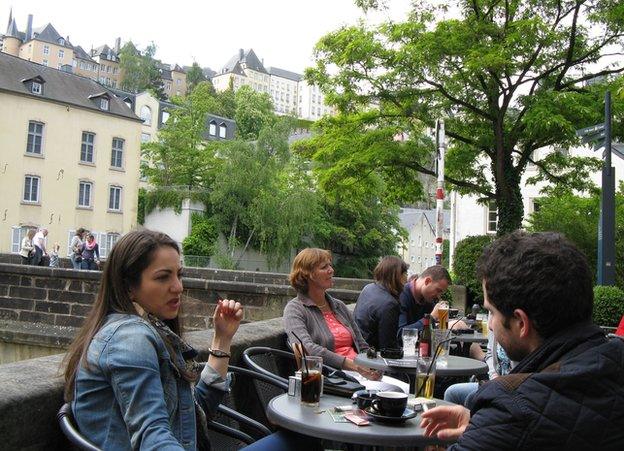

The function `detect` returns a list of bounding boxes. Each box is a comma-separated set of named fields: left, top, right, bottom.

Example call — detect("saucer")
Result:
left=364, top=407, right=417, bottom=424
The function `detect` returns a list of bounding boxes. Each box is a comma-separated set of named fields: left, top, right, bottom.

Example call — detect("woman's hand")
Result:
left=344, top=358, right=382, bottom=380
left=213, top=299, right=243, bottom=341
left=420, top=405, right=471, bottom=440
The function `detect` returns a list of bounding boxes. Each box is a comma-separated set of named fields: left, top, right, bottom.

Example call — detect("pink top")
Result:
left=322, top=310, right=357, bottom=359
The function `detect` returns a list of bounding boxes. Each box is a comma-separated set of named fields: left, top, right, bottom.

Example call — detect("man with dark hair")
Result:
left=421, top=231, right=624, bottom=449
left=397, top=265, right=452, bottom=334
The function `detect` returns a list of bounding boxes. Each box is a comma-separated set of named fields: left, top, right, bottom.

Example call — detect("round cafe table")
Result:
left=267, top=392, right=455, bottom=448
left=354, top=353, right=488, bottom=377
left=452, top=332, right=489, bottom=344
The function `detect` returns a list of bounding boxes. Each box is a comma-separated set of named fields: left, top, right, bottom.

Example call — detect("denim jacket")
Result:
left=72, top=313, right=228, bottom=450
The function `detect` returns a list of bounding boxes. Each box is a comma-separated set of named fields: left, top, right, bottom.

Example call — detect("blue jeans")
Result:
left=243, top=431, right=322, bottom=450
left=80, top=259, right=97, bottom=270
left=444, top=382, right=478, bottom=406
left=70, top=254, right=82, bottom=269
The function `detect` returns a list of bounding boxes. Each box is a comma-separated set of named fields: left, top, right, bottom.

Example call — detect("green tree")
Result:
left=527, top=186, right=624, bottom=289
left=141, top=82, right=216, bottom=206
left=186, top=62, right=209, bottom=94
left=304, top=0, right=624, bottom=235
left=209, top=120, right=324, bottom=269
left=234, top=85, right=276, bottom=139
left=119, top=41, right=165, bottom=99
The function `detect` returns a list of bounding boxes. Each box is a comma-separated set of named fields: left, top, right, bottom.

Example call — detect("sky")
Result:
left=0, top=0, right=413, bottom=73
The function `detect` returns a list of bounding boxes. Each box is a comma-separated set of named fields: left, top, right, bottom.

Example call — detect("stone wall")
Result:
left=0, top=261, right=363, bottom=357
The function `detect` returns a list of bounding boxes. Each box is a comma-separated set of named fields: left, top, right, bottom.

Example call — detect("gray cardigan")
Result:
left=283, top=292, right=369, bottom=369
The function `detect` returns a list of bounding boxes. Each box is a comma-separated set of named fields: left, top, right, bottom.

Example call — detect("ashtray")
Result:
left=365, top=407, right=417, bottom=424
left=380, top=348, right=404, bottom=359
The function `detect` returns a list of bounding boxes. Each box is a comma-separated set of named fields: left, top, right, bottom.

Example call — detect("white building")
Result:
left=398, top=208, right=451, bottom=275
left=267, top=67, right=300, bottom=116
left=212, top=48, right=334, bottom=121
left=449, top=144, right=624, bottom=265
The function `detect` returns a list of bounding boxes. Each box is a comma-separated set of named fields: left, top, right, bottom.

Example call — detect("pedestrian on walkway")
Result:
left=32, top=228, right=48, bottom=266
left=19, top=229, right=36, bottom=265
left=80, top=233, right=100, bottom=270
left=69, top=228, right=86, bottom=269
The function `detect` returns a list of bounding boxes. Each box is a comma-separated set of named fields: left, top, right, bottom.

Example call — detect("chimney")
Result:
left=26, top=14, right=33, bottom=42
left=239, top=48, right=244, bottom=60
left=114, top=37, right=121, bottom=53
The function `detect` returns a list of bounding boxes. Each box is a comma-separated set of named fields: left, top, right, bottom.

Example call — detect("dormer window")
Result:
left=22, top=76, right=46, bottom=96
left=58, top=38, right=65, bottom=46
left=100, top=98, right=109, bottom=111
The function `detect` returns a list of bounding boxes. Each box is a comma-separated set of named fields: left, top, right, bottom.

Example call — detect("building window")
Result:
left=100, top=98, right=109, bottom=110
left=43, top=45, right=50, bottom=55
left=42, top=59, right=48, bottom=66
left=81, top=132, right=95, bottom=163
left=219, top=123, right=227, bottom=139
left=58, top=38, right=65, bottom=46
left=26, top=121, right=44, bottom=155
left=209, top=121, right=217, bottom=136
left=487, top=200, right=498, bottom=234
left=58, top=49, right=64, bottom=58
left=78, top=181, right=92, bottom=207
left=108, top=186, right=122, bottom=211
left=23, top=175, right=40, bottom=203
left=162, top=111, right=170, bottom=123
left=105, top=233, right=120, bottom=257
left=140, top=106, right=152, bottom=125
left=31, top=82, right=42, bottom=95
left=141, top=133, right=151, bottom=143
left=110, top=138, right=124, bottom=168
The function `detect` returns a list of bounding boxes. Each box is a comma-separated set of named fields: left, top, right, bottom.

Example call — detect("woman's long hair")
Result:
left=374, top=256, right=409, bottom=298
left=63, top=230, right=180, bottom=401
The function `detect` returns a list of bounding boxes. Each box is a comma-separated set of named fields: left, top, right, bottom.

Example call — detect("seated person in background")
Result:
left=283, top=248, right=380, bottom=380
left=421, top=231, right=624, bottom=449
left=444, top=322, right=516, bottom=406
left=397, top=265, right=452, bottom=335
left=354, top=256, right=409, bottom=350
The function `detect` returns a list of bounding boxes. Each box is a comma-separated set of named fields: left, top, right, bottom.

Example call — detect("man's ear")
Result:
left=513, top=308, right=532, bottom=338
left=423, top=276, right=432, bottom=286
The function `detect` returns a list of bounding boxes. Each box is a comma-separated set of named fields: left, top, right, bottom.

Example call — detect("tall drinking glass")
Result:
left=438, top=300, right=449, bottom=330
left=433, top=329, right=451, bottom=366
left=402, top=328, right=419, bottom=358
left=300, top=356, right=323, bottom=407
left=415, top=357, right=436, bottom=399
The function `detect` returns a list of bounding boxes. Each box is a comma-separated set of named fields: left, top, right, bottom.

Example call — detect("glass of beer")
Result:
left=438, top=300, right=449, bottom=330
left=415, top=356, right=436, bottom=399
left=300, top=356, right=323, bottom=407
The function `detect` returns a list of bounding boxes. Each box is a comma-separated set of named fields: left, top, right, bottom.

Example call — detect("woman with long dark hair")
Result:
left=354, top=256, right=409, bottom=349
left=63, top=229, right=303, bottom=450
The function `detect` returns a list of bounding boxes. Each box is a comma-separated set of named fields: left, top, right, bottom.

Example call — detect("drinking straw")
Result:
left=291, top=331, right=309, bottom=376
left=417, top=317, right=467, bottom=397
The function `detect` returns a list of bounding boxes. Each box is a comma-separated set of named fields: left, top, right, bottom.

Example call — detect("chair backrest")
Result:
left=57, top=403, right=102, bottom=451
left=242, top=346, right=299, bottom=383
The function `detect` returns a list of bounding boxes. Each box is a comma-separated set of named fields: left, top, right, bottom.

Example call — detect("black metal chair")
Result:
left=58, top=366, right=276, bottom=451
left=57, top=403, right=101, bottom=451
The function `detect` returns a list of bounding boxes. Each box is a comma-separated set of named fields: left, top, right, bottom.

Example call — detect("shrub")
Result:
left=593, top=285, right=624, bottom=327
left=452, top=235, right=493, bottom=306
left=182, top=214, right=218, bottom=257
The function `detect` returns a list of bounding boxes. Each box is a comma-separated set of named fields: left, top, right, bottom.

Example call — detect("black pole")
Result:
left=598, top=91, right=615, bottom=286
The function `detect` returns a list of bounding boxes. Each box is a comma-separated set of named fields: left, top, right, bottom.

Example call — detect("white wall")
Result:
left=143, top=199, right=205, bottom=245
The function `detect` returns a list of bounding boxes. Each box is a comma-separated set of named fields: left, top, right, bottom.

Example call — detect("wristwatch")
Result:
left=207, top=348, right=231, bottom=358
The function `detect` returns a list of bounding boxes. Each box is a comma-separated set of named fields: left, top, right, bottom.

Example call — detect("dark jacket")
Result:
left=283, top=292, right=369, bottom=369
left=450, top=322, right=624, bottom=450
left=397, top=282, right=434, bottom=337
left=354, top=282, right=400, bottom=349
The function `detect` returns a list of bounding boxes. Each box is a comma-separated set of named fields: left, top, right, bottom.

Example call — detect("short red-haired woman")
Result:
left=283, top=248, right=380, bottom=379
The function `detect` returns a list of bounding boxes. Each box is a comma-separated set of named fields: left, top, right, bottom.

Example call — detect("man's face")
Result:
left=419, top=277, right=449, bottom=303
left=482, top=280, right=529, bottom=362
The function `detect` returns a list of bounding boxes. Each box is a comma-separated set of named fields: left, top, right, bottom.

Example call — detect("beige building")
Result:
left=398, top=208, right=451, bottom=275
left=2, top=12, right=186, bottom=97
left=0, top=52, right=142, bottom=257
